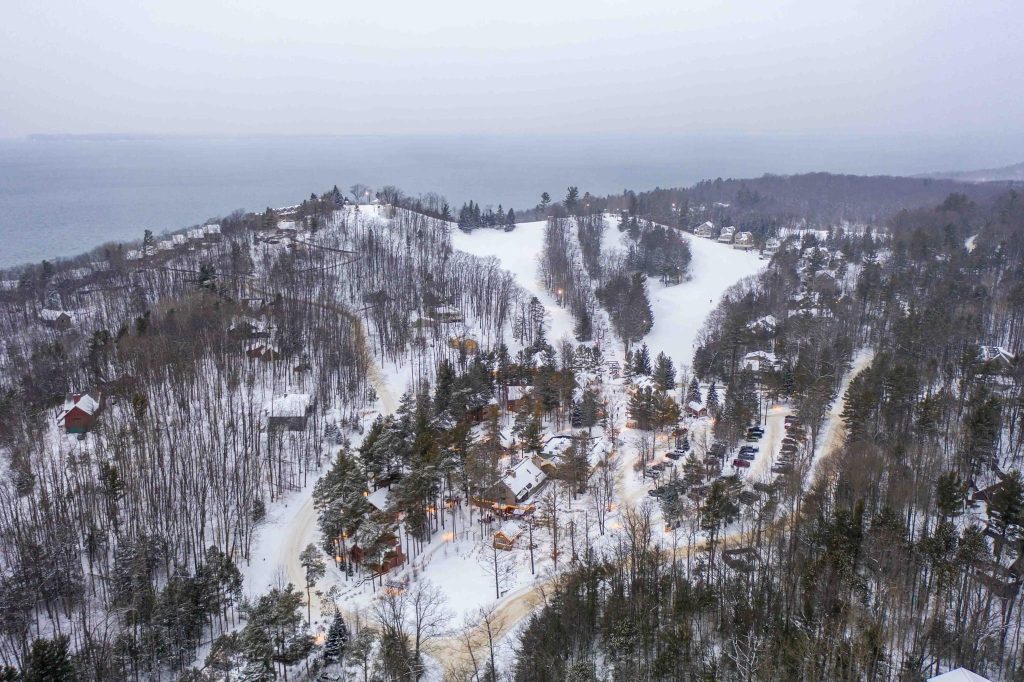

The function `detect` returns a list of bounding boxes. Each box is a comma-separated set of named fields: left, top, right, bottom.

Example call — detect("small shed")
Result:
left=267, top=393, right=312, bottom=431
left=686, top=401, right=708, bottom=418
left=723, top=547, right=756, bottom=572
left=505, top=385, right=531, bottom=412
left=493, top=521, right=523, bottom=551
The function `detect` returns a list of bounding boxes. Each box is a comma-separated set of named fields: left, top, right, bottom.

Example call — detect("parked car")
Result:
left=732, top=458, right=751, bottom=468
left=747, top=426, right=765, bottom=436
left=666, top=451, right=682, bottom=461
left=739, top=452, right=756, bottom=461
left=739, top=445, right=758, bottom=454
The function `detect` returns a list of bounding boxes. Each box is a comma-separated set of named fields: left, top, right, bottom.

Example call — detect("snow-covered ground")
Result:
left=236, top=213, right=781, bottom=678
left=741, top=403, right=791, bottom=483
left=965, top=233, right=979, bottom=252
left=642, top=228, right=765, bottom=366
left=451, top=221, right=577, bottom=342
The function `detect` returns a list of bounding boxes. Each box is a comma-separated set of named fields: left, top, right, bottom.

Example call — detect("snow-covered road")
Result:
left=807, top=347, right=875, bottom=483
left=743, top=403, right=791, bottom=482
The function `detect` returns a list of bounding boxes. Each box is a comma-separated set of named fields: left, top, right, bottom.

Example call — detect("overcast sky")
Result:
left=1, top=0, right=1021, bottom=138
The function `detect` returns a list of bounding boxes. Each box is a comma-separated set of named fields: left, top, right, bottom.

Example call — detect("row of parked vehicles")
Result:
left=732, top=424, right=764, bottom=468
left=771, top=415, right=805, bottom=474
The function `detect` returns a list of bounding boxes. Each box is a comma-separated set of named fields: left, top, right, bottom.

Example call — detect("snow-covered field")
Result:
left=451, top=220, right=577, bottom=342
left=642, top=227, right=764, bottom=365
left=452, top=218, right=765, bottom=368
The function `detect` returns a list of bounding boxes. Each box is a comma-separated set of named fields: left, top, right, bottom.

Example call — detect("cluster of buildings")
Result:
left=691, top=221, right=757, bottom=251
left=126, top=223, right=222, bottom=263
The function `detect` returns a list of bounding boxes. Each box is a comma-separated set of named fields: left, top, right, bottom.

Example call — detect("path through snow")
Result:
left=807, top=347, right=875, bottom=483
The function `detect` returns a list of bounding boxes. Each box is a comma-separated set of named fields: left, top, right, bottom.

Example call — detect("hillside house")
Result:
left=733, top=231, right=755, bottom=249
left=433, top=304, right=464, bottom=323
left=979, top=345, right=1015, bottom=372
left=742, top=350, right=782, bottom=373
left=57, top=391, right=103, bottom=433
left=764, top=237, right=781, bottom=254
left=686, top=401, right=708, bottom=418
left=505, top=385, right=532, bottom=412
left=229, top=317, right=273, bottom=341
left=157, top=240, right=174, bottom=253
left=204, top=223, right=222, bottom=238
left=718, top=226, right=736, bottom=244
left=350, top=531, right=405, bottom=574
left=39, top=308, right=74, bottom=330
left=187, top=228, right=206, bottom=243
left=171, top=234, right=187, bottom=248
left=448, top=336, right=479, bottom=353
left=693, top=221, right=714, bottom=238
left=746, top=315, right=778, bottom=337
left=491, top=457, right=548, bottom=504
left=246, top=343, right=281, bottom=361
left=266, top=393, right=312, bottom=431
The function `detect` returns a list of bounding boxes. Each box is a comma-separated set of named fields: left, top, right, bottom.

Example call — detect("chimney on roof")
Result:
left=73, top=393, right=81, bottom=403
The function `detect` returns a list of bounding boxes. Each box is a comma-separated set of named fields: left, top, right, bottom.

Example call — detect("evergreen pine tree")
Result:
left=706, top=381, right=720, bottom=416
left=23, top=635, right=75, bottom=682
left=654, top=352, right=676, bottom=390
left=687, top=377, right=702, bottom=405
left=633, top=343, right=652, bottom=376
left=574, top=308, right=593, bottom=341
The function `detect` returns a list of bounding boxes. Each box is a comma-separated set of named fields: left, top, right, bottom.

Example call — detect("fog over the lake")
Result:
left=1, top=0, right=1022, bottom=138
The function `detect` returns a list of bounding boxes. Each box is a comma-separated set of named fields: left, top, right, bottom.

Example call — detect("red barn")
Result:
left=57, top=391, right=103, bottom=434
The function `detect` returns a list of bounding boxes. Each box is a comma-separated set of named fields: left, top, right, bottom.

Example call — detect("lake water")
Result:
left=1, top=133, right=1021, bottom=268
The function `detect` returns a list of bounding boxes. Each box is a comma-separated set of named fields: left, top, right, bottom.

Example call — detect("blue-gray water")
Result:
left=1, top=133, right=1022, bottom=268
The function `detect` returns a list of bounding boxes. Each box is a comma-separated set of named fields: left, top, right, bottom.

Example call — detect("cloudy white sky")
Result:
left=1, top=0, right=1021, bottom=137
